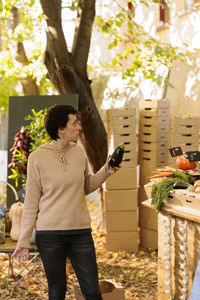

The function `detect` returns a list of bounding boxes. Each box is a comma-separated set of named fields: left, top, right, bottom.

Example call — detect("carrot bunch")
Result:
left=148, top=166, right=185, bottom=185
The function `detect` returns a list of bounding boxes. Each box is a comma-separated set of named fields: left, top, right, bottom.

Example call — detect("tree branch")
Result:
left=9, top=7, right=39, bottom=95
left=71, top=0, right=96, bottom=79
left=40, top=0, right=71, bottom=66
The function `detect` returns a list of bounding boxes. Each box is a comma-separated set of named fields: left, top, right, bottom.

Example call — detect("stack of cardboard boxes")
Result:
left=168, top=116, right=200, bottom=168
left=105, top=107, right=138, bottom=252
left=138, top=99, right=171, bottom=249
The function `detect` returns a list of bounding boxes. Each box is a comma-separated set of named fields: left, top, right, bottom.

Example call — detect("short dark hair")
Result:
left=44, top=104, right=78, bottom=140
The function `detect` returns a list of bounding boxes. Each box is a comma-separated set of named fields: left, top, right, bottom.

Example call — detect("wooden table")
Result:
left=0, top=237, right=46, bottom=288
left=142, top=199, right=200, bottom=300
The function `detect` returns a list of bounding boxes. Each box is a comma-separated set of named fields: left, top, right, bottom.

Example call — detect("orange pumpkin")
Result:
left=176, top=155, right=197, bottom=171
left=9, top=202, right=24, bottom=241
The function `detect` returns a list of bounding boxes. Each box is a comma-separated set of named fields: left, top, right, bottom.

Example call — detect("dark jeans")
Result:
left=36, top=232, right=102, bottom=300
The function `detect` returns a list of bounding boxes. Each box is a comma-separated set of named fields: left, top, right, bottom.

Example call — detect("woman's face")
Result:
left=59, top=114, right=81, bottom=142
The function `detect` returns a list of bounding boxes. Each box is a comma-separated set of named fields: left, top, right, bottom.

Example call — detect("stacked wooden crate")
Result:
left=139, top=99, right=171, bottom=249
left=105, top=107, right=138, bottom=252
left=168, top=116, right=200, bottom=168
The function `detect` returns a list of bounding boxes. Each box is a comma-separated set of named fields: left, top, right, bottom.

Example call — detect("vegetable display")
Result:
left=176, top=155, right=197, bottom=170
left=151, top=170, right=192, bottom=211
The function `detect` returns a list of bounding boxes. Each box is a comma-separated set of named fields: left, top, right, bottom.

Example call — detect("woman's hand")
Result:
left=12, top=247, right=29, bottom=265
left=105, top=155, right=121, bottom=176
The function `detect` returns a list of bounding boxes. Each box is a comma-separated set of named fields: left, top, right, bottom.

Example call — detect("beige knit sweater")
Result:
left=17, top=141, right=108, bottom=248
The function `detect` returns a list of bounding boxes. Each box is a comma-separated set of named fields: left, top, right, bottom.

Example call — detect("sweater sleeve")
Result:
left=17, top=152, right=42, bottom=249
left=84, top=158, right=108, bottom=195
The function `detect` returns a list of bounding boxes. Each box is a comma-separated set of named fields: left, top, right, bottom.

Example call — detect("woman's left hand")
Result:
left=105, top=155, right=120, bottom=176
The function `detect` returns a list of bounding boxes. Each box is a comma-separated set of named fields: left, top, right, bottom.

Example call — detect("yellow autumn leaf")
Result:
left=138, top=270, right=144, bottom=275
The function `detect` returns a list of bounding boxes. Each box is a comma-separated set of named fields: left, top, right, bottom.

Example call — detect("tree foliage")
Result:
left=0, top=0, right=186, bottom=113
left=0, top=0, right=55, bottom=113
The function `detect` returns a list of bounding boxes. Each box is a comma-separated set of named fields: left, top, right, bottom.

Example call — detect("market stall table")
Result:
left=142, top=198, right=200, bottom=300
left=0, top=237, right=47, bottom=288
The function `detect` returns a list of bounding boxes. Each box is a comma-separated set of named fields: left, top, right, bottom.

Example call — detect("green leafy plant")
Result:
left=8, top=109, right=50, bottom=187
left=151, top=171, right=192, bottom=212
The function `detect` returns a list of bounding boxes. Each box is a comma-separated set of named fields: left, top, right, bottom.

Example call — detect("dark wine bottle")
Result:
left=109, top=144, right=125, bottom=167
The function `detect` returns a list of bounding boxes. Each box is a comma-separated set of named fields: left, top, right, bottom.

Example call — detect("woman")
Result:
left=12, top=104, right=118, bottom=300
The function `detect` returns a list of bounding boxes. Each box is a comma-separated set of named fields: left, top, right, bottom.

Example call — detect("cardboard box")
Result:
left=106, top=167, right=137, bottom=190
left=166, top=190, right=200, bottom=211
left=106, top=231, right=138, bottom=252
left=104, top=189, right=138, bottom=211
left=105, top=211, right=138, bottom=232
left=143, top=183, right=153, bottom=199
left=140, top=228, right=158, bottom=250
left=139, top=206, right=158, bottom=231
left=74, top=279, right=125, bottom=300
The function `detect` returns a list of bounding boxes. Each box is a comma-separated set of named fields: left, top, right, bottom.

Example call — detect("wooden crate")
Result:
left=169, top=142, right=199, bottom=153
left=139, top=153, right=168, bottom=167
left=139, top=158, right=166, bottom=170
left=140, top=123, right=169, bottom=134
left=139, top=150, right=168, bottom=165
left=170, top=125, right=199, bottom=135
left=107, top=113, right=136, bottom=127
left=140, top=98, right=171, bottom=110
left=110, top=135, right=137, bottom=152
left=169, top=134, right=199, bottom=145
left=108, top=131, right=138, bottom=167
left=107, top=107, right=136, bottom=118
left=139, top=142, right=168, bottom=155
left=140, top=108, right=170, bottom=118
left=110, top=123, right=136, bottom=135
left=170, top=117, right=200, bottom=127
left=140, top=115, right=169, bottom=127
left=139, top=131, right=169, bottom=142
left=122, top=151, right=138, bottom=168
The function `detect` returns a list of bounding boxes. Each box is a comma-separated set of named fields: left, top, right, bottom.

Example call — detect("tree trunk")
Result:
left=40, top=0, right=107, bottom=226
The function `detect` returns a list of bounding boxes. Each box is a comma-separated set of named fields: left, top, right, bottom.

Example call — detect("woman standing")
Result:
left=12, top=104, right=118, bottom=300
